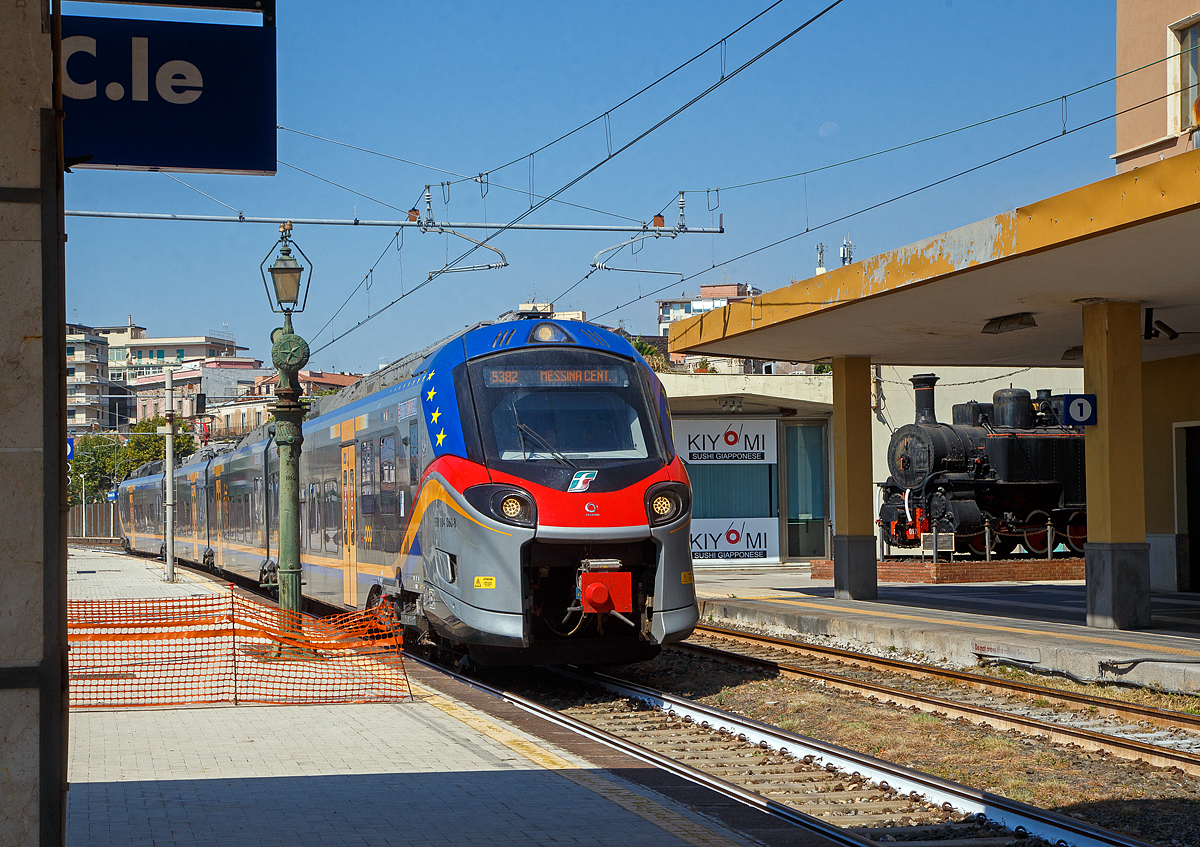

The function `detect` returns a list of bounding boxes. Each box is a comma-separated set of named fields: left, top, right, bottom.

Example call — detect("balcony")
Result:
left=67, top=374, right=110, bottom=385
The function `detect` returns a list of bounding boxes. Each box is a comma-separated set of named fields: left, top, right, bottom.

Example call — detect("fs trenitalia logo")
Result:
left=568, top=471, right=598, bottom=492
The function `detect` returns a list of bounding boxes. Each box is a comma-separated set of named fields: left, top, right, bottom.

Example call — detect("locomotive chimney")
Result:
left=910, top=373, right=939, bottom=424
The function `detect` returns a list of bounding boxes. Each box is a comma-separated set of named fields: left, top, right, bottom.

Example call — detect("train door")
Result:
left=341, top=444, right=358, bottom=606
left=214, top=472, right=224, bottom=569
left=188, top=482, right=195, bottom=554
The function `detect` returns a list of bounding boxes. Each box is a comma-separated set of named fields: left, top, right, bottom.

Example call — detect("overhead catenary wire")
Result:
left=279, top=160, right=414, bottom=215
left=278, top=126, right=642, bottom=224
left=483, top=0, right=791, bottom=176
left=593, top=81, right=1189, bottom=322
left=310, top=0, right=847, bottom=357
left=159, top=172, right=244, bottom=218
left=667, top=38, right=1200, bottom=201
left=875, top=368, right=1034, bottom=387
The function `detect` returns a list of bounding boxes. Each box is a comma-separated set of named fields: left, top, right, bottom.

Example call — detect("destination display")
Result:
left=483, top=367, right=628, bottom=388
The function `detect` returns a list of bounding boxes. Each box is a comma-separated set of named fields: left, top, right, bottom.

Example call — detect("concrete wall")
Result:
left=0, top=2, right=65, bottom=845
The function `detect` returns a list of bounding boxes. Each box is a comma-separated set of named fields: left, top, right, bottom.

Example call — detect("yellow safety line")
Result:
left=708, top=596, right=1200, bottom=658
left=408, top=681, right=749, bottom=847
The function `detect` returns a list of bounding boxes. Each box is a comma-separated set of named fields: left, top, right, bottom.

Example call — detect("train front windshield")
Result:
left=468, top=349, right=666, bottom=472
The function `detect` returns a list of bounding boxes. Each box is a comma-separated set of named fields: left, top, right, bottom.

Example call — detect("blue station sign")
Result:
left=1063, top=394, right=1098, bottom=426
left=62, top=16, right=276, bottom=174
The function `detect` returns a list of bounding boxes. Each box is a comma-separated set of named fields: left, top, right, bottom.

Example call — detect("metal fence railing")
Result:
left=68, top=502, right=118, bottom=538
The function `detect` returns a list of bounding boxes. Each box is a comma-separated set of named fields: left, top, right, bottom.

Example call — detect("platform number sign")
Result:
left=1063, top=394, right=1097, bottom=426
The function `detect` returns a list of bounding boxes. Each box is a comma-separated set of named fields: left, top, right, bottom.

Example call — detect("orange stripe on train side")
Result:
left=397, top=478, right=511, bottom=560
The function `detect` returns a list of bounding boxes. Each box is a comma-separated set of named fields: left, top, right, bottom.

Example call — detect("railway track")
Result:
left=682, top=625, right=1200, bottom=776
left=152, top=554, right=1173, bottom=845
left=420, top=658, right=1154, bottom=847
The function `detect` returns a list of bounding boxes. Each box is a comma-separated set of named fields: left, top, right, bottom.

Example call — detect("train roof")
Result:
left=305, top=315, right=636, bottom=422
left=306, top=316, right=509, bottom=421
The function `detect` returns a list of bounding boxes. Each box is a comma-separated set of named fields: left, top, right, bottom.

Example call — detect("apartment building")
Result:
left=131, top=358, right=273, bottom=424
left=65, top=323, right=113, bottom=432
left=1114, top=1, right=1200, bottom=172
left=93, top=315, right=244, bottom=384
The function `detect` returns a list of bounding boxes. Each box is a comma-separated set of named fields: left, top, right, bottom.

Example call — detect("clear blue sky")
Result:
left=62, top=1, right=1117, bottom=374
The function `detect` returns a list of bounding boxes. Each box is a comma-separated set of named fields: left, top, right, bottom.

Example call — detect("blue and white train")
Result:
left=118, top=318, right=699, bottom=665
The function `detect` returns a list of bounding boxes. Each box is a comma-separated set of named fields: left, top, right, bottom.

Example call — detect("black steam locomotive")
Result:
left=878, top=374, right=1087, bottom=558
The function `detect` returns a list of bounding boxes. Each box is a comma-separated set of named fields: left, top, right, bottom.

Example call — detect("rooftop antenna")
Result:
left=815, top=243, right=827, bottom=275
left=840, top=234, right=854, bottom=266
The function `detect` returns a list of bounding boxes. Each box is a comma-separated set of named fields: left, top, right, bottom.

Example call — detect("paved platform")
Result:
left=693, top=565, right=1200, bottom=694
left=66, top=550, right=835, bottom=847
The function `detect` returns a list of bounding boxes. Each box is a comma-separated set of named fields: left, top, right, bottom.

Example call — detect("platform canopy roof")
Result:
left=657, top=373, right=831, bottom=417
left=669, top=150, right=1200, bottom=367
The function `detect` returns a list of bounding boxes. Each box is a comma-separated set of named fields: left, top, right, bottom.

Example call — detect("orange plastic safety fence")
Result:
left=68, top=593, right=411, bottom=707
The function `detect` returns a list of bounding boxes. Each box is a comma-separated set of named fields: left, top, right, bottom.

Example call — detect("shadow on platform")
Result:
left=66, top=770, right=716, bottom=847
left=777, top=583, right=1200, bottom=636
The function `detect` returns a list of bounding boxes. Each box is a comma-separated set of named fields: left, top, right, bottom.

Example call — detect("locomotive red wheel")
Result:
left=1022, top=509, right=1051, bottom=556
left=959, top=530, right=991, bottom=558
left=1066, top=511, right=1087, bottom=555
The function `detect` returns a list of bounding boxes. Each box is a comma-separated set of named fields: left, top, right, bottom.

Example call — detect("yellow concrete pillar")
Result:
left=831, top=356, right=877, bottom=599
left=1082, top=300, right=1150, bottom=628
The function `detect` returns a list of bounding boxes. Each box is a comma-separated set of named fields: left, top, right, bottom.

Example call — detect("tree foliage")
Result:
left=67, top=418, right=196, bottom=505
left=631, top=338, right=672, bottom=373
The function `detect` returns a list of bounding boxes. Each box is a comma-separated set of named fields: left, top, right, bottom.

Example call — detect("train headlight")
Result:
left=645, top=482, right=689, bottom=527
left=500, top=496, right=525, bottom=519
left=465, top=484, right=537, bottom=528
left=527, top=322, right=574, bottom=344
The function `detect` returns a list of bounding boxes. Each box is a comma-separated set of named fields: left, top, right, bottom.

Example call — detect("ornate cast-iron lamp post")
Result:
left=261, top=221, right=312, bottom=628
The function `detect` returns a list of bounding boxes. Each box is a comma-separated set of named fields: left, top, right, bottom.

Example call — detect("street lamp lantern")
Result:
left=262, top=221, right=312, bottom=644
left=260, top=221, right=312, bottom=314
left=268, top=246, right=303, bottom=308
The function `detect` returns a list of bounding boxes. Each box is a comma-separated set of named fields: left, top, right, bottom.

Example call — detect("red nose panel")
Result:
left=580, top=572, right=632, bottom=614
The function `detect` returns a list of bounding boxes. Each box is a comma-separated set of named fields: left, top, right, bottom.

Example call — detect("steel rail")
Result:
left=576, top=669, right=1154, bottom=847
left=406, top=655, right=877, bottom=847
left=694, top=624, right=1200, bottom=734
left=675, top=639, right=1200, bottom=776
left=64, top=209, right=725, bottom=233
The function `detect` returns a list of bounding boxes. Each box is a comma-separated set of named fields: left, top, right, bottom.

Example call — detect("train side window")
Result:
left=408, top=419, right=419, bottom=486
left=270, top=473, right=280, bottom=530
left=360, top=441, right=375, bottom=514
left=309, top=482, right=321, bottom=551
left=324, top=479, right=341, bottom=553
left=380, top=436, right=397, bottom=515
left=254, top=477, right=264, bottom=529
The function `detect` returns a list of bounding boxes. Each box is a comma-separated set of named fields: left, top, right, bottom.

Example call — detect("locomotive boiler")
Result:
left=878, top=374, right=1087, bottom=557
